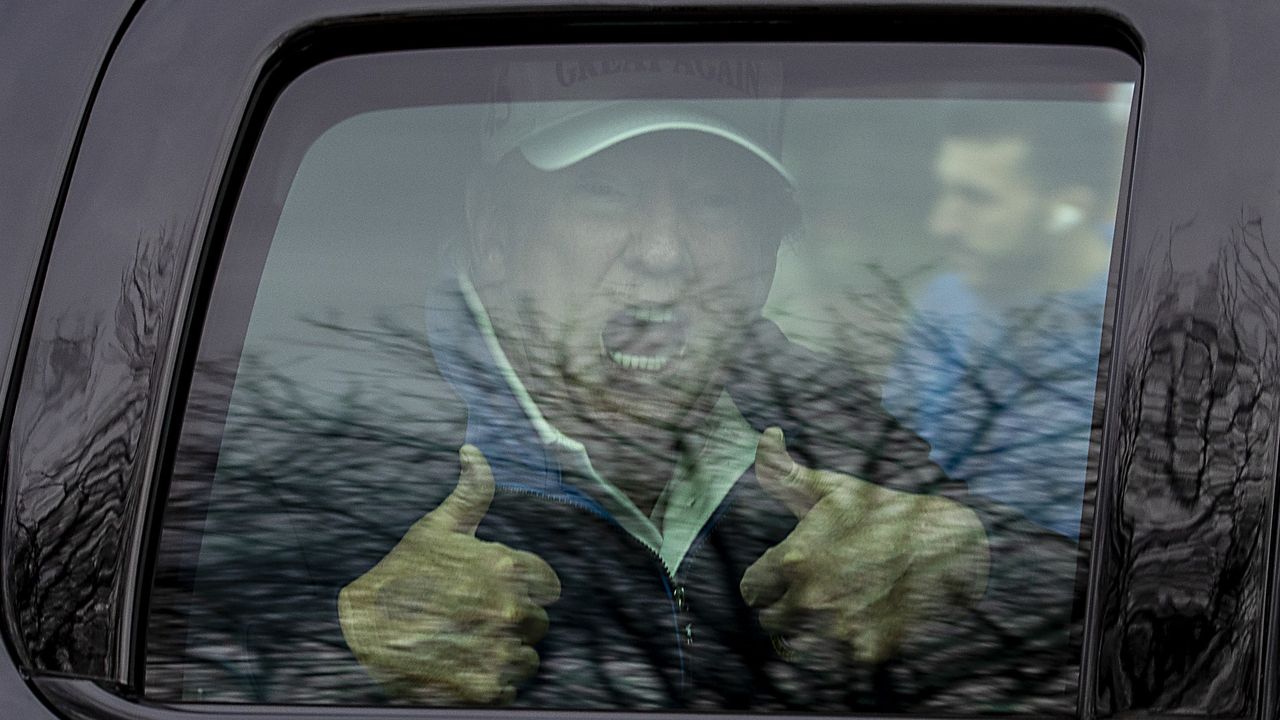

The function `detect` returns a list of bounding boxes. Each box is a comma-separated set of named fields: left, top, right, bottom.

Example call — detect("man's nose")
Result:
left=622, top=190, right=692, bottom=278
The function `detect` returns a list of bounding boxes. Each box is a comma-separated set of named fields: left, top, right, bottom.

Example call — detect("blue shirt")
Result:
left=882, top=272, right=1108, bottom=539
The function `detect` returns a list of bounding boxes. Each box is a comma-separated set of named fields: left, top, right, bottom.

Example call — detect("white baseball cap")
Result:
left=479, top=55, right=794, bottom=186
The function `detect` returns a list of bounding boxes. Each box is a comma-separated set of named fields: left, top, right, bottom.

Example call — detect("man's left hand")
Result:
left=740, top=427, right=989, bottom=665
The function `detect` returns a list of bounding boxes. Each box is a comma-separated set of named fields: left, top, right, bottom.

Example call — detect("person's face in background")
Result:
left=929, top=136, right=1046, bottom=264
left=928, top=135, right=1098, bottom=300
left=469, top=130, right=789, bottom=437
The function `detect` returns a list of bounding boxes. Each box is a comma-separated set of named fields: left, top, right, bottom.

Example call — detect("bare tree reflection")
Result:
left=146, top=290, right=1077, bottom=710
left=142, top=221, right=1277, bottom=715
left=1097, top=216, right=1277, bottom=716
left=9, top=235, right=179, bottom=675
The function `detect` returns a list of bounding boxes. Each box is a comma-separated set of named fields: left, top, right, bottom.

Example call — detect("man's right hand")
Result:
left=338, top=445, right=561, bottom=705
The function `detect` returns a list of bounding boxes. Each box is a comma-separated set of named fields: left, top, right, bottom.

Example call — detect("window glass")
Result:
left=147, top=42, right=1137, bottom=712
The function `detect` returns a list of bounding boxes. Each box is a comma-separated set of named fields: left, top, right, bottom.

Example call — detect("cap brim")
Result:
left=517, top=102, right=795, bottom=187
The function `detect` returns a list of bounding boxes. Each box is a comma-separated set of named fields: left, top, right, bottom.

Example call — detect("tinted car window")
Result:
left=145, top=42, right=1137, bottom=711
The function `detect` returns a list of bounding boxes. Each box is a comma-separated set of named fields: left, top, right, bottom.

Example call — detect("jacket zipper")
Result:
left=491, top=483, right=690, bottom=689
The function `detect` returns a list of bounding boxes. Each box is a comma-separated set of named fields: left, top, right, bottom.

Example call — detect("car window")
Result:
left=145, top=42, right=1137, bottom=711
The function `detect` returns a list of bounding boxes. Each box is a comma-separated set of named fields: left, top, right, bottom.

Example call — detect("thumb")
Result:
left=754, top=427, right=833, bottom=518
left=431, top=444, right=496, bottom=534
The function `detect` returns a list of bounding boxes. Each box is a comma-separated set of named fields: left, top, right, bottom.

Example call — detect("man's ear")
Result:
left=1044, top=185, right=1098, bottom=235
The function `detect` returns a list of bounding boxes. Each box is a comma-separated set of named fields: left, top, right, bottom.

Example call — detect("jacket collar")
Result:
left=424, top=275, right=756, bottom=574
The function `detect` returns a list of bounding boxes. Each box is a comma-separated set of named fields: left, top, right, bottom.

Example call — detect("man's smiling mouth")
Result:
left=599, top=304, right=689, bottom=373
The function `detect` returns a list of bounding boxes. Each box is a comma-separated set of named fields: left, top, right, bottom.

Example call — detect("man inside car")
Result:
left=336, top=55, right=997, bottom=709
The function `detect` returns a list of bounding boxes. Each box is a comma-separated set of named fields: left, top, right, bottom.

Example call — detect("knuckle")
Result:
left=494, top=553, right=519, bottom=575
left=780, top=547, right=806, bottom=571
left=505, top=644, right=541, bottom=682
left=500, top=601, right=524, bottom=625
left=460, top=673, right=506, bottom=705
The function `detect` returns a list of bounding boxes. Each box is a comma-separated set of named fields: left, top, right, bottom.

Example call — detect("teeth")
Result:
left=608, top=350, right=670, bottom=372
left=627, top=306, right=675, bottom=323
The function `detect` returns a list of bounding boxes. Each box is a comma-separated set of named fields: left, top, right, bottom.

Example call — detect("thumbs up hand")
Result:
left=339, top=445, right=561, bottom=705
left=740, top=428, right=988, bottom=665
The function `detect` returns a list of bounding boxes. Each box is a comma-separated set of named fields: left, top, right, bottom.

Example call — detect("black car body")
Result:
left=1, top=1, right=1278, bottom=719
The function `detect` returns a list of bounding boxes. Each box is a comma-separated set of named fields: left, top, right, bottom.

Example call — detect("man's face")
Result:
left=929, top=137, right=1046, bottom=267
left=472, top=130, right=785, bottom=434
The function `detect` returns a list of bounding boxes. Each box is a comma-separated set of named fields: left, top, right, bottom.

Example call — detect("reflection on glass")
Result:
left=146, top=46, right=1135, bottom=713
